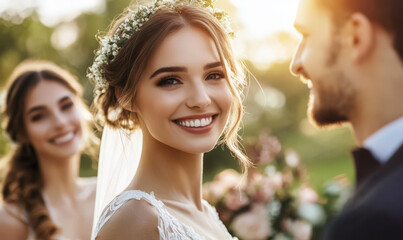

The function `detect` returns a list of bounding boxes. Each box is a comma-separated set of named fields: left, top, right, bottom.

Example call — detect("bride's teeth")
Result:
left=53, top=132, right=74, bottom=144
left=178, top=117, right=213, bottom=128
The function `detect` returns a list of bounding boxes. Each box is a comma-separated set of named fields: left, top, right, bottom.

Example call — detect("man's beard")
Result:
left=308, top=38, right=355, bottom=127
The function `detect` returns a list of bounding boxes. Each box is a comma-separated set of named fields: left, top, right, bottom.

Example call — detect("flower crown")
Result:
left=87, top=0, right=233, bottom=96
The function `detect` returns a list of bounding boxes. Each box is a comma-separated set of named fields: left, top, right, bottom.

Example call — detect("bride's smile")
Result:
left=173, top=113, right=217, bottom=134
left=134, top=26, right=233, bottom=154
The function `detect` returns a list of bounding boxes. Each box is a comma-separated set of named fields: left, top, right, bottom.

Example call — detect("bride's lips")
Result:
left=173, top=113, right=218, bottom=134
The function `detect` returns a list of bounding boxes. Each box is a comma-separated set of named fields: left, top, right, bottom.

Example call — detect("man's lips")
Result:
left=300, top=75, right=313, bottom=89
left=306, top=79, right=313, bottom=89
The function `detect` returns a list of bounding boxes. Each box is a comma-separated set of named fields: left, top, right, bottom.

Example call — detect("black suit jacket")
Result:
left=323, top=144, right=403, bottom=240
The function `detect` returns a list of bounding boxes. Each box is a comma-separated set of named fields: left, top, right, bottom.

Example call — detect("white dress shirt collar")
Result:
left=363, top=116, right=403, bottom=164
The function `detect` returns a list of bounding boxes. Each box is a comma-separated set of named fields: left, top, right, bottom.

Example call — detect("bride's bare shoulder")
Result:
left=96, top=198, right=159, bottom=240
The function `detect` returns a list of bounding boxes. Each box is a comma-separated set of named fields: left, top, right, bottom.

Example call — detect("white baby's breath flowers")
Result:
left=87, top=0, right=233, bottom=96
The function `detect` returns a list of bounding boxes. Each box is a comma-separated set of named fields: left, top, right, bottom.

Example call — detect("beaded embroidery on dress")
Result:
left=93, top=190, right=237, bottom=240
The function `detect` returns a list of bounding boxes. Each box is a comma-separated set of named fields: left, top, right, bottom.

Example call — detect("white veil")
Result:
left=91, top=125, right=143, bottom=238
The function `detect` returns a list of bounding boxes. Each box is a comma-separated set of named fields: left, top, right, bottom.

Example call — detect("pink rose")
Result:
left=258, top=134, right=281, bottom=164
left=282, top=171, right=294, bottom=188
left=246, top=171, right=262, bottom=195
left=203, top=182, right=226, bottom=205
left=231, top=204, right=272, bottom=240
left=254, top=176, right=275, bottom=203
left=268, top=172, right=283, bottom=190
left=225, top=190, right=249, bottom=211
left=299, top=185, right=318, bottom=204
left=204, top=169, right=244, bottom=204
left=284, top=219, right=312, bottom=240
left=215, top=169, right=243, bottom=192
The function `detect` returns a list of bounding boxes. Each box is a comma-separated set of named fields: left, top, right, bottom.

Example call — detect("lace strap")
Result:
left=94, top=190, right=237, bottom=240
left=93, top=190, right=205, bottom=240
left=93, top=190, right=163, bottom=238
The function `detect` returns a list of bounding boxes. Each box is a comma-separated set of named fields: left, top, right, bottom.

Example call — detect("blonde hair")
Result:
left=91, top=3, right=251, bottom=172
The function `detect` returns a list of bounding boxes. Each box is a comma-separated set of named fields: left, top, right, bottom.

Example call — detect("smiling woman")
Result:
left=87, top=0, right=251, bottom=239
left=132, top=26, right=233, bottom=155
left=0, top=60, right=99, bottom=240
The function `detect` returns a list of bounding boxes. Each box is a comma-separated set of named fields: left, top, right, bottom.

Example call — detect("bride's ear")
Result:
left=115, top=87, right=137, bottom=112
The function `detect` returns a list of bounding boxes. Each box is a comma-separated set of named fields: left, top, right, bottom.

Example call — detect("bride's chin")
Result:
left=176, top=144, right=217, bottom=155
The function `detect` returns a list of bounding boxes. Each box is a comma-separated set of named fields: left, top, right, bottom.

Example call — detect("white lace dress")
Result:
left=93, top=190, right=237, bottom=240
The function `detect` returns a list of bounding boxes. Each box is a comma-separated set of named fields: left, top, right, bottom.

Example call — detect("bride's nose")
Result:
left=185, top=82, right=212, bottom=109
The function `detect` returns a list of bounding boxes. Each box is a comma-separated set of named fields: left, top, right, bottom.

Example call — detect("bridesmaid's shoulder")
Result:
left=78, top=176, right=97, bottom=190
left=0, top=203, right=28, bottom=240
left=77, top=176, right=97, bottom=200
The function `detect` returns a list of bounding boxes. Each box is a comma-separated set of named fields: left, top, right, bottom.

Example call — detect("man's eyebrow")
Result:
left=150, top=67, right=187, bottom=78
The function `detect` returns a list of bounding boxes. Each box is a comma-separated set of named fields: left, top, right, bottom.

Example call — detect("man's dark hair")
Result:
left=317, top=0, right=403, bottom=61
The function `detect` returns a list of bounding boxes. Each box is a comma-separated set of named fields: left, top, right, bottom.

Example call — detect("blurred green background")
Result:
left=0, top=0, right=355, bottom=192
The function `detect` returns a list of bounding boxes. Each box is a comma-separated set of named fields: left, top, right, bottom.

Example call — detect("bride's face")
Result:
left=134, top=26, right=233, bottom=154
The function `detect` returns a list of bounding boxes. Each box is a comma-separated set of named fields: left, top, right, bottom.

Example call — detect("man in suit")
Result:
left=290, top=0, right=403, bottom=239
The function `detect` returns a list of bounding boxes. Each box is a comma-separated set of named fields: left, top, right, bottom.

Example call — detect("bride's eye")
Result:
left=157, top=76, right=182, bottom=87
left=206, top=72, right=225, bottom=81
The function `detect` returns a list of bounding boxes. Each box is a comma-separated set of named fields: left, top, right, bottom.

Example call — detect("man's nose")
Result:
left=289, top=41, right=305, bottom=76
left=290, top=52, right=303, bottom=76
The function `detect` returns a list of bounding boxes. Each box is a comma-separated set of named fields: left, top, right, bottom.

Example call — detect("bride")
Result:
left=88, top=0, right=251, bottom=239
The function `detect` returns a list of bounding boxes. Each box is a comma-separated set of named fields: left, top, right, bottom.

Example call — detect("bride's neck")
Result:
left=130, top=140, right=204, bottom=209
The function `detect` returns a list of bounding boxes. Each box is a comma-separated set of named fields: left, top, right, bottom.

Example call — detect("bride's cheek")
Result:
left=220, top=86, right=234, bottom=114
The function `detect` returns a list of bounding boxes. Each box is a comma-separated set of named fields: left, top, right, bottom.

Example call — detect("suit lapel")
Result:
left=353, top=144, right=403, bottom=201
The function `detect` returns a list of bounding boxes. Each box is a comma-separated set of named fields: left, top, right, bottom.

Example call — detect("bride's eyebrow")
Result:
left=204, top=62, right=222, bottom=70
left=150, top=66, right=187, bottom=78
left=149, top=62, right=222, bottom=79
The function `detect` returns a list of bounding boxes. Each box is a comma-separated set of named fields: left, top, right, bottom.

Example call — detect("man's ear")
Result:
left=345, top=13, right=375, bottom=63
left=115, top=87, right=137, bottom=112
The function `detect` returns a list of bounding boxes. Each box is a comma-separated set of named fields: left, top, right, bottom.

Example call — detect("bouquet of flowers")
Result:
left=203, top=133, right=351, bottom=240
